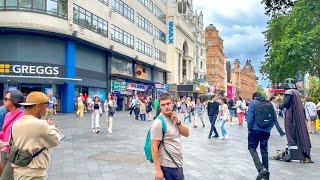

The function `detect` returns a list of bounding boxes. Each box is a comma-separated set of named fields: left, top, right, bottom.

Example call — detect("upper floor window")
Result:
left=153, top=5, right=166, bottom=24
left=111, top=25, right=135, bottom=49
left=0, top=0, right=67, bottom=18
left=136, top=38, right=153, bottom=57
left=154, top=48, right=166, bottom=63
left=154, top=27, right=166, bottom=44
left=73, top=4, right=108, bottom=37
left=98, top=0, right=108, bottom=6
left=137, top=13, right=153, bottom=35
left=138, top=0, right=152, bottom=13
left=112, top=0, right=134, bottom=23
left=208, top=40, right=213, bottom=46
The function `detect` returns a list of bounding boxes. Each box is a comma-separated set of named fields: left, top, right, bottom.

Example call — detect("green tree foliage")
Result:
left=256, top=86, right=268, bottom=99
left=307, top=77, right=320, bottom=102
left=261, top=0, right=320, bottom=83
left=261, top=0, right=294, bottom=16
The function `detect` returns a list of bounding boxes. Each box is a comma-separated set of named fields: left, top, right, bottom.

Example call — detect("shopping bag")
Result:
left=315, top=119, right=320, bottom=132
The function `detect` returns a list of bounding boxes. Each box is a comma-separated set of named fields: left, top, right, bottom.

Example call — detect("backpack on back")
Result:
left=144, top=115, right=166, bottom=163
left=254, top=99, right=275, bottom=128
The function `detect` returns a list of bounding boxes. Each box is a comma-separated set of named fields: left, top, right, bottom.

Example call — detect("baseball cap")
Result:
left=8, top=90, right=24, bottom=106
left=19, top=91, right=49, bottom=106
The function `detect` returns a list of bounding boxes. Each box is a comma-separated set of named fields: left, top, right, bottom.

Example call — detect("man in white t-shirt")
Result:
left=151, top=93, right=189, bottom=180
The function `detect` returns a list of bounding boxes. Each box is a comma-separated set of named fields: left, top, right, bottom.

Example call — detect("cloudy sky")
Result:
left=193, top=0, right=269, bottom=86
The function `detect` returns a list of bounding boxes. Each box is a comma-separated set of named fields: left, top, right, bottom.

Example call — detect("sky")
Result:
left=193, top=0, right=270, bottom=87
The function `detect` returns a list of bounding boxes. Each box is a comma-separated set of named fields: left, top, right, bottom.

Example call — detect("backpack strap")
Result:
left=156, top=115, right=179, bottom=168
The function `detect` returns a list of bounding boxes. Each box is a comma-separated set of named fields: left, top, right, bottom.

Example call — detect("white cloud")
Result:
left=193, top=0, right=269, bottom=86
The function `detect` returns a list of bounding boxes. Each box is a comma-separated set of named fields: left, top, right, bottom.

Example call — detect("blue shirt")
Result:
left=0, top=106, right=7, bottom=130
left=246, top=97, right=276, bottom=133
left=48, top=96, right=57, bottom=109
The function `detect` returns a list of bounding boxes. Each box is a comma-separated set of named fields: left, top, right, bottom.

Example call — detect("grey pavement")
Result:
left=47, top=111, right=320, bottom=180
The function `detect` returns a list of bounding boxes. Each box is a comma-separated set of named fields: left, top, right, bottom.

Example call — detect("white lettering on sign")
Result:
left=11, top=65, right=59, bottom=75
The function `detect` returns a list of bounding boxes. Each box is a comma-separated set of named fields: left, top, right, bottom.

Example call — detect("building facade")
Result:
left=0, top=0, right=168, bottom=112
left=205, top=24, right=226, bottom=93
left=166, top=0, right=206, bottom=92
left=229, top=59, right=257, bottom=100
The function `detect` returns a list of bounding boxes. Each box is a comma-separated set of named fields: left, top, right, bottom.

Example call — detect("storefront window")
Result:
left=154, top=70, right=164, bottom=83
left=111, top=57, right=133, bottom=77
left=19, top=0, right=32, bottom=10
left=33, top=0, right=45, bottom=11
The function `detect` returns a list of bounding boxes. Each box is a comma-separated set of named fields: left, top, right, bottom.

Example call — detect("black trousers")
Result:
left=208, top=115, right=219, bottom=137
left=248, top=130, right=270, bottom=171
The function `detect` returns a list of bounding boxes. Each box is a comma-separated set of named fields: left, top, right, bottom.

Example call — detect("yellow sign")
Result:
left=0, top=64, right=10, bottom=73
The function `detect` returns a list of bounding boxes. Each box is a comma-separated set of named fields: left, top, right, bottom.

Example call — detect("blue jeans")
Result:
left=248, top=130, right=270, bottom=171
left=140, top=114, right=146, bottom=121
left=161, top=166, right=184, bottom=180
left=220, top=120, right=227, bottom=137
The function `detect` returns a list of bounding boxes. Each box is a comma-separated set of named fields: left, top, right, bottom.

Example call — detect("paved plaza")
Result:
left=47, top=112, right=320, bottom=180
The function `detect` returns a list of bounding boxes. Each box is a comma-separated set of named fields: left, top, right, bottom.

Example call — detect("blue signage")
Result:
left=168, top=21, right=174, bottom=44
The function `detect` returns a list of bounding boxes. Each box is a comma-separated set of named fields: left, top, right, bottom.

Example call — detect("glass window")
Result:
left=6, top=0, right=18, bottom=9
left=111, top=57, right=133, bottom=76
left=99, top=0, right=108, bottom=6
left=19, top=0, right=32, bottom=10
left=92, top=15, right=98, bottom=31
left=47, top=0, right=58, bottom=14
left=33, top=0, right=45, bottom=11
left=0, top=0, right=4, bottom=9
left=57, top=0, right=67, bottom=17
left=112, top=0, right=134, bottom=23
left=111, top=25, right=134, bottom=48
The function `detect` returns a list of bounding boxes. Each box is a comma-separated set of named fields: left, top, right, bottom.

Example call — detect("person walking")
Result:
left=269, top=96, right=286, bottom=136
left=89, top=96, right=102, bottom=133
left=228, top=98, right=236, bottom=125
left=207, top=95, right=220, bottom=139
left=194, top=99, right=205, bottom=128
left=104, top=94, right=116, bottom=134
left=128, top=96, right=135, bottom=117
left=0, top=90, right=24, bottom=180
left=304, top=96, right=317, bottom=134
left=146, top=97, right=153, bottom=121
left=0, top=106, right=7, bottom=130
left=134, top=96, right=140, bottom=121
left=11, top=91, right=60, bottom=180
left=151, top=93, right=189, bottom=180
left=219, top=98, right=230, bottom=140
left=45, top=93, right=56, bottom=120
left=247, top=92, right=276, bottom=180
left=140, top=97, right=147, bottom=122
left=76, top=93, right=84, bottom=118
left=317, top=97, right=320, bottom=119
left=236, top=97, right=246, bottom=125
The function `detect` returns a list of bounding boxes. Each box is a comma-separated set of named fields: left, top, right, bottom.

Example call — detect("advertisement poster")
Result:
left=89, top=88, right=106, bottom=102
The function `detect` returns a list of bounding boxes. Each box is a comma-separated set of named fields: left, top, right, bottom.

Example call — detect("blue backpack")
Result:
left=144, top=115, right=166, bottom=163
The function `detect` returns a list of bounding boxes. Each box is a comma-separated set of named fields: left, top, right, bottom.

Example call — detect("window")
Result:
left=99, top=0, right=108, bottom=6
left=73, top=4, right=108, bottom=37
left=136, top=39, right=153, bottom=57
left=111, top=57, right=133, bottom=76
left=137, top=13, right=153, bottom=34
left=138, top=0, right=153, bottom=13
left=154, top=27, right=166, bottom=44
left=212, top=69, right=218, bottom=75
left=200, top=49, right=204, bottom=56
left=112, top=0, right=134, bottom=23
left=0, top=0, right=67, bottom=18
left=153, top=5, right=166, bottom=24
left=200, top=61, right=203, bottom=69
left=154, top=48, right=166, bottom=63
left=111, top=25, right=134, bottom=48
left=208, top=40, right=213, bottom=45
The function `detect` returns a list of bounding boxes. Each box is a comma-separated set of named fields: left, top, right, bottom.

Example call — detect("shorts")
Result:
left=229, top=109, right=236, bottom=117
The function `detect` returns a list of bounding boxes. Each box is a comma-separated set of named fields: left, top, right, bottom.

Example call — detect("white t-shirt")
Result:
left=305, top=101, right=317, bottom=119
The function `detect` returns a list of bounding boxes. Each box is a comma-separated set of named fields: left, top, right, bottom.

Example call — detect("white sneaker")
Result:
left=128, top=115, right=131, bottom=116
left=218, top=137, right=225, bottom=140
left=225, top=135, right=229, bottom=140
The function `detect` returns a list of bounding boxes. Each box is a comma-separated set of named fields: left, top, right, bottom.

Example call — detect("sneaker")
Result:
left=193, top=126, right=198, bottom=128
left=218, top=137, right=225, bottom=140
left=224, top=135, right=229, bottom=140
left=208, top=136, right=211, bottom=139
left=213, top=135, right=219, bottom=138
left=203, top=124, right=205, bottom=128
left=96, top=128, right=100, bottom=133
left=92, top=129, right=96, bottom=133
left=128, top=115, right=131, bottom=116
left=256, top=168, right=269, bottom=180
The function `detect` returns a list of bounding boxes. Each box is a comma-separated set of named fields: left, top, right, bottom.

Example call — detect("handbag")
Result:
left=306, top=106, right=317, bottom=121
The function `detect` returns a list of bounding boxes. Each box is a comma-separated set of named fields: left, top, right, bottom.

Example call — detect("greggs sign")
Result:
left=0, top=64, right=59, bottom=75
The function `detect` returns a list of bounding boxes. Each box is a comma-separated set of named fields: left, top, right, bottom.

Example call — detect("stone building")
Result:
left=229, top=59, right=257, bottom=100
left=205, top=24, right=226, bottom=92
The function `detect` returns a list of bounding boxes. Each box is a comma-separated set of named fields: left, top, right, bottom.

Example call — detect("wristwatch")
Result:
left=176, top=121, right=182, bottom=126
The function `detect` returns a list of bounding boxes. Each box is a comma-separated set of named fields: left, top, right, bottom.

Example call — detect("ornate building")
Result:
left=205, top=24, right=226, bottom=92
left=229, top=59, right=257, bottom=100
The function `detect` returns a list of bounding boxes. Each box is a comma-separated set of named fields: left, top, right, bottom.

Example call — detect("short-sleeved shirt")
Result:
left=150, top=114, right=183, bottom=168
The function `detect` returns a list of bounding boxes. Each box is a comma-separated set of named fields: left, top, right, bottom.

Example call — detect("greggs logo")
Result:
left=0, top=64, right=59, bottom=75
left=0, top=64, right=10, bottom=73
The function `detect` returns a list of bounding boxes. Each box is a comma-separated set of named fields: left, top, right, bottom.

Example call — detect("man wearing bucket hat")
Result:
left=0, top=90, right=24, bottom=180
left=10, top=91, right=60, bottom=180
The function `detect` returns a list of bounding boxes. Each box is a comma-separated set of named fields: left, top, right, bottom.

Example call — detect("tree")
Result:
left=261, top=0, right=295, bottom=16
left=307, top=77, right=320, bottom=102
left=261, top=0, right=320, bottom=83
left=256, top=86, right=268, bottom=99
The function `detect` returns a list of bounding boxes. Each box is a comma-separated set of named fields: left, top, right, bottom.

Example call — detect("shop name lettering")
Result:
left=11, top=65, right=59, bottom=75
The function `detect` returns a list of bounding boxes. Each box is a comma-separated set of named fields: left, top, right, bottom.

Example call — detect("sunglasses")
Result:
left=4, top=97, right=11, bottom=102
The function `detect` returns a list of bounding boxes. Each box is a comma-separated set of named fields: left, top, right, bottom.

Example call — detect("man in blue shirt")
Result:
left=0, top=106, right=7, bottom=130
left=247, top=92, right=276, bottom=180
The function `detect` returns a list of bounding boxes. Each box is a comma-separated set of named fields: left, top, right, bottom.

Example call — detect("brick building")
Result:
left=205, top=24, right=226, bottom=92
left=229, top=59, right=257, bottom=100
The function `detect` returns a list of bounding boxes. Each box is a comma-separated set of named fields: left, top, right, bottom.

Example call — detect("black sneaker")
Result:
left=213, top=135, right=219, bottom=138
left=203, top=124, right=205, bottom=128
left=256, top=168, right=270, bottom=180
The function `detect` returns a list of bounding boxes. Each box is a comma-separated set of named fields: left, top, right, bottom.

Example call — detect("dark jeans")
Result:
left=208, top=115, right=219, bottom=137
left=129, top=106, right=134, bottom=115
left=248, top=130, right=270, bottom=172
left=274, top=119, right=285, bottom=135
left=134, top=108, right=140, bottom=120
left=140, top=114, right=146, bottom=121
left=161, top=166, right=184, bottom=180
